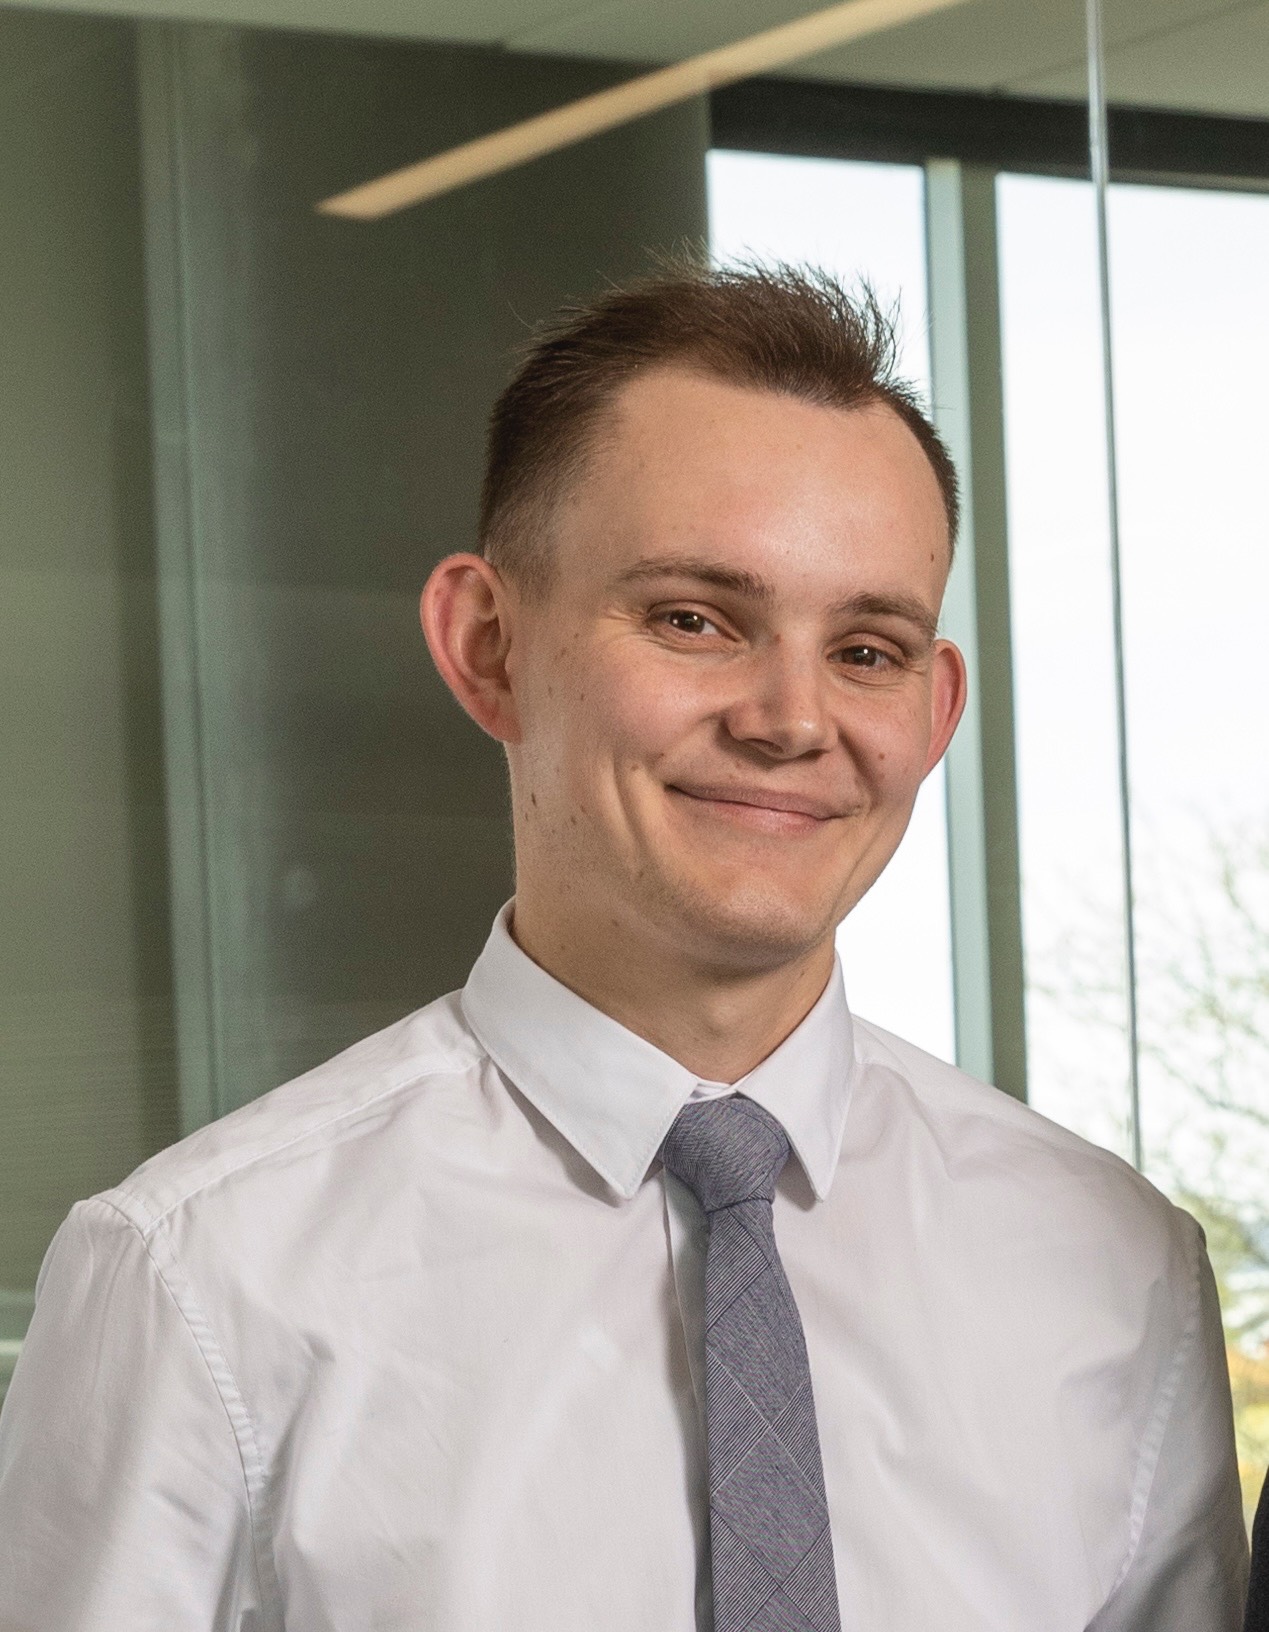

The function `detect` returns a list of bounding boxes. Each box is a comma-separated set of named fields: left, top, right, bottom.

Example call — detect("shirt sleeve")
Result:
left=0, top=1197, right=265, bottom=1631
left=1087, top=1210, right=1249, bottom=1632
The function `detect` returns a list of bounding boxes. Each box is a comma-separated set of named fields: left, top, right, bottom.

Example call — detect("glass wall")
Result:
left=999, top=172, right=1130, bottom=1158
left=1003, top=168, right=1269, bottom=1526
left=0, top=6, right=178, bottom=1397
left=1109, top=182, right=1269, bottom=1526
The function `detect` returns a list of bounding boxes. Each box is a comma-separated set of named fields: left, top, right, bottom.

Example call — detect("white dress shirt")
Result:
left=0, top=897, right=1248, bottom=1630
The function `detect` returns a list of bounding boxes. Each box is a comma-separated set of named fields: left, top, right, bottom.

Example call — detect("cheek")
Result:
left=578, top=653, right=704, bottom=769
left=846, top=692, right=934, bottom=788
left=532, top=676, right=650, bottom=811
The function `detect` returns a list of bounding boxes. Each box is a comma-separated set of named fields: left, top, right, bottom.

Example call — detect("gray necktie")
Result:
left=661, top=1095, right=842, bottom=1632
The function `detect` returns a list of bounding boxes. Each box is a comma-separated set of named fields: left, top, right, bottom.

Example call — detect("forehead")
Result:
left=555, top=366, right=951, bottom=594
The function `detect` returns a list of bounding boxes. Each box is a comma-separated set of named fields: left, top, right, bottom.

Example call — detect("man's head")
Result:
left=421, top=262, right=967, bottom=982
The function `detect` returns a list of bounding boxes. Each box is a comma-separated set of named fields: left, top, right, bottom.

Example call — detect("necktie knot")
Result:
left=659, top=1095, right=791, bottom=1213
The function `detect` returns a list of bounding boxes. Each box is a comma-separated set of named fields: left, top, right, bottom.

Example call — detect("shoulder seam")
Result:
left=116, top=1046, right=486, bottom=1235
left=86, top=1196, right=284, bottom=1626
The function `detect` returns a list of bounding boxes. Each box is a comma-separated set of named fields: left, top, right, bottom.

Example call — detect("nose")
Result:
left=720, top=640, right=837, bottom=759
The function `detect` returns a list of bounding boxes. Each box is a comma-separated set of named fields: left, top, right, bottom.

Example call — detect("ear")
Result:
left=922, top=639, right=969, bottom=775
left=419, top=553, right=522, bottom=743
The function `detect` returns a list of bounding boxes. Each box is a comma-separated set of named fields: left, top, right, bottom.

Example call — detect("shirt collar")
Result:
left=460, top=898, right=856, bottom=1203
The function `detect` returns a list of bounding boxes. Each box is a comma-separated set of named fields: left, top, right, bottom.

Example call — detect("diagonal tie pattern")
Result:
left=661, top=1095, right=842, bottom=1632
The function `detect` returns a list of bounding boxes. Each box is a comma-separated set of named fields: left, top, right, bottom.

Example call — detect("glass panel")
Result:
left=1100, top=0, right=1269, bottom=1536
left=998, top=171, right=1132, bottom=1158
left=0, top=9, right=179, bottom=1407
left=1003, top=164, right=1269, bottom=1530
left=708, top=150, right=955, bottom=1061
left=1112, top=180, right=1269, bottom=1533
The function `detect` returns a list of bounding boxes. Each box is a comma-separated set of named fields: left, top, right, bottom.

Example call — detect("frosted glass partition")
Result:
left=708, top=150, right=955, bottom=1062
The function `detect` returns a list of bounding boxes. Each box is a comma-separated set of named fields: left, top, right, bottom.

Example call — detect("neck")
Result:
left=508, top=892, right=836, bottom=1083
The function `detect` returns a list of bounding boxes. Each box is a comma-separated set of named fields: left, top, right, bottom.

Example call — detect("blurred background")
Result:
left=2, top=0, right=1268, bottom=1527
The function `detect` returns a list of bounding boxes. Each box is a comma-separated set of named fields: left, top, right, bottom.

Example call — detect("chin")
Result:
left=652, top=870, right=837, bottom=969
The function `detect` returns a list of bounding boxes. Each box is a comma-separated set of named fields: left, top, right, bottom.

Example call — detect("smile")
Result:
left=667, top=786, right=835, bottom=834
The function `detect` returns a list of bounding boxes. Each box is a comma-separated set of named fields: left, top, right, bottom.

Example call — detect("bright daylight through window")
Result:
left=1001, top=172, right=1269, bottom=1527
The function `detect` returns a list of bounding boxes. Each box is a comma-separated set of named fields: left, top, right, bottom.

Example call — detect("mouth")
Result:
left=666, top=784, right=839, bottom=834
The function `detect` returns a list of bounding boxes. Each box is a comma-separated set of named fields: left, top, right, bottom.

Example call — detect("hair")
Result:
left=478, top=257, right=959, bottom=602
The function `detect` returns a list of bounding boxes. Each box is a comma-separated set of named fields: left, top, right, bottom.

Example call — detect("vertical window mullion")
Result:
left=924, top=159, right=1028, bottom=1102
left=1085, top=0, right=1144, bottom=1171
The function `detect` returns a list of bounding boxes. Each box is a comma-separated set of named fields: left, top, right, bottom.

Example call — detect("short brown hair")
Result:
left=478, top=259, right=959, bottom=601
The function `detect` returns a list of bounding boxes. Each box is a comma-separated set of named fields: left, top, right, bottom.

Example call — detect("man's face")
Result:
left=504, top=367, right=965, bottom=973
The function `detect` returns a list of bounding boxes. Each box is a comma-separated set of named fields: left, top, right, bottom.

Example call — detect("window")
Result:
left=1001, top=171, right=1269, bottom=1522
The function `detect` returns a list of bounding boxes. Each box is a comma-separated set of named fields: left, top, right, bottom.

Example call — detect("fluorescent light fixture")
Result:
left=317, top=0, right=970, bottom=220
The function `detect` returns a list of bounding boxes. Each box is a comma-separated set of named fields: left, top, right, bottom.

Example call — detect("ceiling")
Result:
left=9, top=0, right=1269, bottom=119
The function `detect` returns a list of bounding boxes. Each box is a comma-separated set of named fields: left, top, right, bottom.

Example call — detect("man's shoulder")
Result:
left=854, top=1009, right=1131, bottom=1169
left=102, top=990, right=484, bottom=1237
left=851, top=1014, right=1196, bottom=1264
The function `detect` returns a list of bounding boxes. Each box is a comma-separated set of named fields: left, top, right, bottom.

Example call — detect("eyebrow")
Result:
left=611, top=554, right=940, bottom=642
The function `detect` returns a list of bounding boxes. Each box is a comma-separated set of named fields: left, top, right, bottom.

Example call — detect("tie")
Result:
left=661, top=1095, right=842, bottom=1632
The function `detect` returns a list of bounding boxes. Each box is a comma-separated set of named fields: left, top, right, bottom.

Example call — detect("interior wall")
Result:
left=0, top=9, right=177, bottom=1327
left=138, top=23, right=711, bottom=1120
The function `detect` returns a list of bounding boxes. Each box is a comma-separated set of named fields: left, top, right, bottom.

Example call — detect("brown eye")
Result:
left=662, top=610, right=713, bottom=635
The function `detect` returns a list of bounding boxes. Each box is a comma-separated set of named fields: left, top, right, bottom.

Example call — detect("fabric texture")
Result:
left=662, top=1097, right=841, bottom=1632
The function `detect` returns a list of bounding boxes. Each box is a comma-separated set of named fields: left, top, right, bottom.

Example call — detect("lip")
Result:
left=668, top=783, right=841, bottom=820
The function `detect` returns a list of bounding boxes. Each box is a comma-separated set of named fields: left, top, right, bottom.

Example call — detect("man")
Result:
left=0, top=264, right=1248, bottom=1629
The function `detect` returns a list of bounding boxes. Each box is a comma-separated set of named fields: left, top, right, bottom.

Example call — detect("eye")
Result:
left=839, top=644, right=893, bottom=669
left=658, top=609, right=718, bottom=636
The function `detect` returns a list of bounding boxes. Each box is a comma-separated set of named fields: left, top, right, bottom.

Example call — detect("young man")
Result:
left=0, top=265, right=1247, bottom=1629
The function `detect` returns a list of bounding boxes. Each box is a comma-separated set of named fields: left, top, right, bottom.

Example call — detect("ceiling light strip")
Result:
left=317, top=0, right=969, bottom=219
